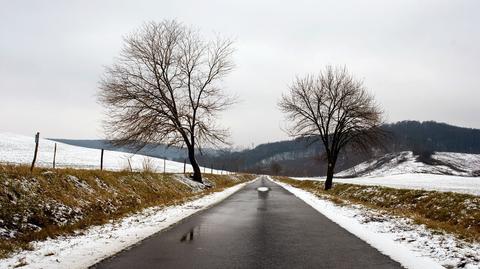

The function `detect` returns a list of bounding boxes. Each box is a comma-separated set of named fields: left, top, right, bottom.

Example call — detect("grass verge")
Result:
left=274, top=176, right=480, bottom=242
left=0, top=164, right=255, bottom=258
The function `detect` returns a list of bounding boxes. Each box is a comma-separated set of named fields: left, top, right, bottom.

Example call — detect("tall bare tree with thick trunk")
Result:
left=99, top=20, right=235, bottom=183
left=279, top=66, right=384, bottom=190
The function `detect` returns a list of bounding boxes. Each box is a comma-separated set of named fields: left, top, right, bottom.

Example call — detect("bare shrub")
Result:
left=142, top=157, right=157, bottom=173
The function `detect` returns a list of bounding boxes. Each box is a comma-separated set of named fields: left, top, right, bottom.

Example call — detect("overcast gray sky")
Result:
left=1, top=0, right=479, bottom=147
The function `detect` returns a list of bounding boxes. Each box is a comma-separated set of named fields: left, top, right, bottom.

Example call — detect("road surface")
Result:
left=93, top=176, right=403, bottom=268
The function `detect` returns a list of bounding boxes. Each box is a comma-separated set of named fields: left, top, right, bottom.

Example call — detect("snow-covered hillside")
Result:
left=0, top=132, right=224, bottom=173
left=295, top=151, right=480, bottom=196
left=337, top=151, right=480, bottom=177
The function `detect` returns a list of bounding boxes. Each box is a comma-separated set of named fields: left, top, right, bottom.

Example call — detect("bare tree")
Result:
left=98, top=20, right=235, bottom=183
left=270, top=161, right=282, bottom=175
left=279, top=66, right=384, bottom=190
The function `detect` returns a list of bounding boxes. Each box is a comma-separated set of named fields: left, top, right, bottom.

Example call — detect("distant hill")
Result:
left=51, top=121, right=480, bottom=177
left=196, top=137, right=326, bottom=175
left=199, top=121, right=480, bottom=176
left=383, top=121, right=480, bottom=154
left=49, top=139, right=188, bottom=161
left=336, top=151, right=480, bottom=178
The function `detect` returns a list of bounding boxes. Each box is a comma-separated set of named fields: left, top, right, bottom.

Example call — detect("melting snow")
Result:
left=0, top=181, right=251, bottom=269
left=274, top=178, right=480, bottom=269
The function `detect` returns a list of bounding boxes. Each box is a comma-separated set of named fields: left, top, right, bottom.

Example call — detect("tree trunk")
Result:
left=324, top=159, right=336, bottom=190
left=187, top=145, right=203, bottom=183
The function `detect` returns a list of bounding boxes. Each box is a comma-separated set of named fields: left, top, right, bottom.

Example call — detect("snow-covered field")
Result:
left=274, top=179, right=480, bottom=269
left=295, top=174, right=480, bottom=196
left=293, top=151, right=480, bottom=196
left=0, top=132, right=226, bottom=174
left=0, top=180, right=251, bottom=269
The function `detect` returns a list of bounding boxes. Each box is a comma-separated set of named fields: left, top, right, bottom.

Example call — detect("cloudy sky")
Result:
left=1, top=0, right=479, bottom=147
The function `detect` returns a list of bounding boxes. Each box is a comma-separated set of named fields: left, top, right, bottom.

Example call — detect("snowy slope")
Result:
left=337, top=151, right=480, bottom=177
left=0, top=132, right=224, bottom=173
left=294, top=151, right=480, bottom=195
left=334, top=174, right=480, bottom=196
left=295, top=174, right=480, bottom=196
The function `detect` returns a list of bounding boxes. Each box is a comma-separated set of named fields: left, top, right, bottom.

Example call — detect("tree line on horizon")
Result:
left=195, top=120, right=480, bottom=177
left=54, top=120, right=480, bottom=178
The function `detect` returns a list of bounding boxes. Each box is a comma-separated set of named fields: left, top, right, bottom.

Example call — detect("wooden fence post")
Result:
left=183, top=159, right=186, bottom=174
left=100, top=149, right=104, bottom=171
left=127, top=158, right=133, bottom=172
left=211, top=164, right=213, bottom=174
left=53, top=143, right=57, bottom=169
left=30, top=132, right=40, bottom=172
left=163, top=159, right=166, bottom=174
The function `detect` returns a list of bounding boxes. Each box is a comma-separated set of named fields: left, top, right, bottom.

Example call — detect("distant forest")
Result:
left=383, top=121, right=480, bottom=153
left=54, top=121, right=480, bottom=177
left=196, top=121, right=480, bottom=176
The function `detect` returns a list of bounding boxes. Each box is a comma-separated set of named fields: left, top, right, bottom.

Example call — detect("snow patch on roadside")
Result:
left=273, top=179, right=480, bottom=269
left=0, top=181, right=252, bottom=269
left=173, top=174, right=208, bottom=191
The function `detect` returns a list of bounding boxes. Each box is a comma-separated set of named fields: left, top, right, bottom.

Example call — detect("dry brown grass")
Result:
left=0, top=164, right=255, bottom=258
left=274, top=176, right=480, bottom=242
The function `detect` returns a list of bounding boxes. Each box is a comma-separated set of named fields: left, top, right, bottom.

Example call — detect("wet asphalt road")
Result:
left=93, top=176, right=403, bottom=269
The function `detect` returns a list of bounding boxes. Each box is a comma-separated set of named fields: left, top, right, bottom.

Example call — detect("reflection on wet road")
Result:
left=93, top=176, right=403, bottom=269
left=180, top=228, right=195, bottom=243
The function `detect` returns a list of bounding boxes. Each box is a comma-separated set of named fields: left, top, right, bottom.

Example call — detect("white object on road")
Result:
left=257, top=187, right=270, bottom=192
